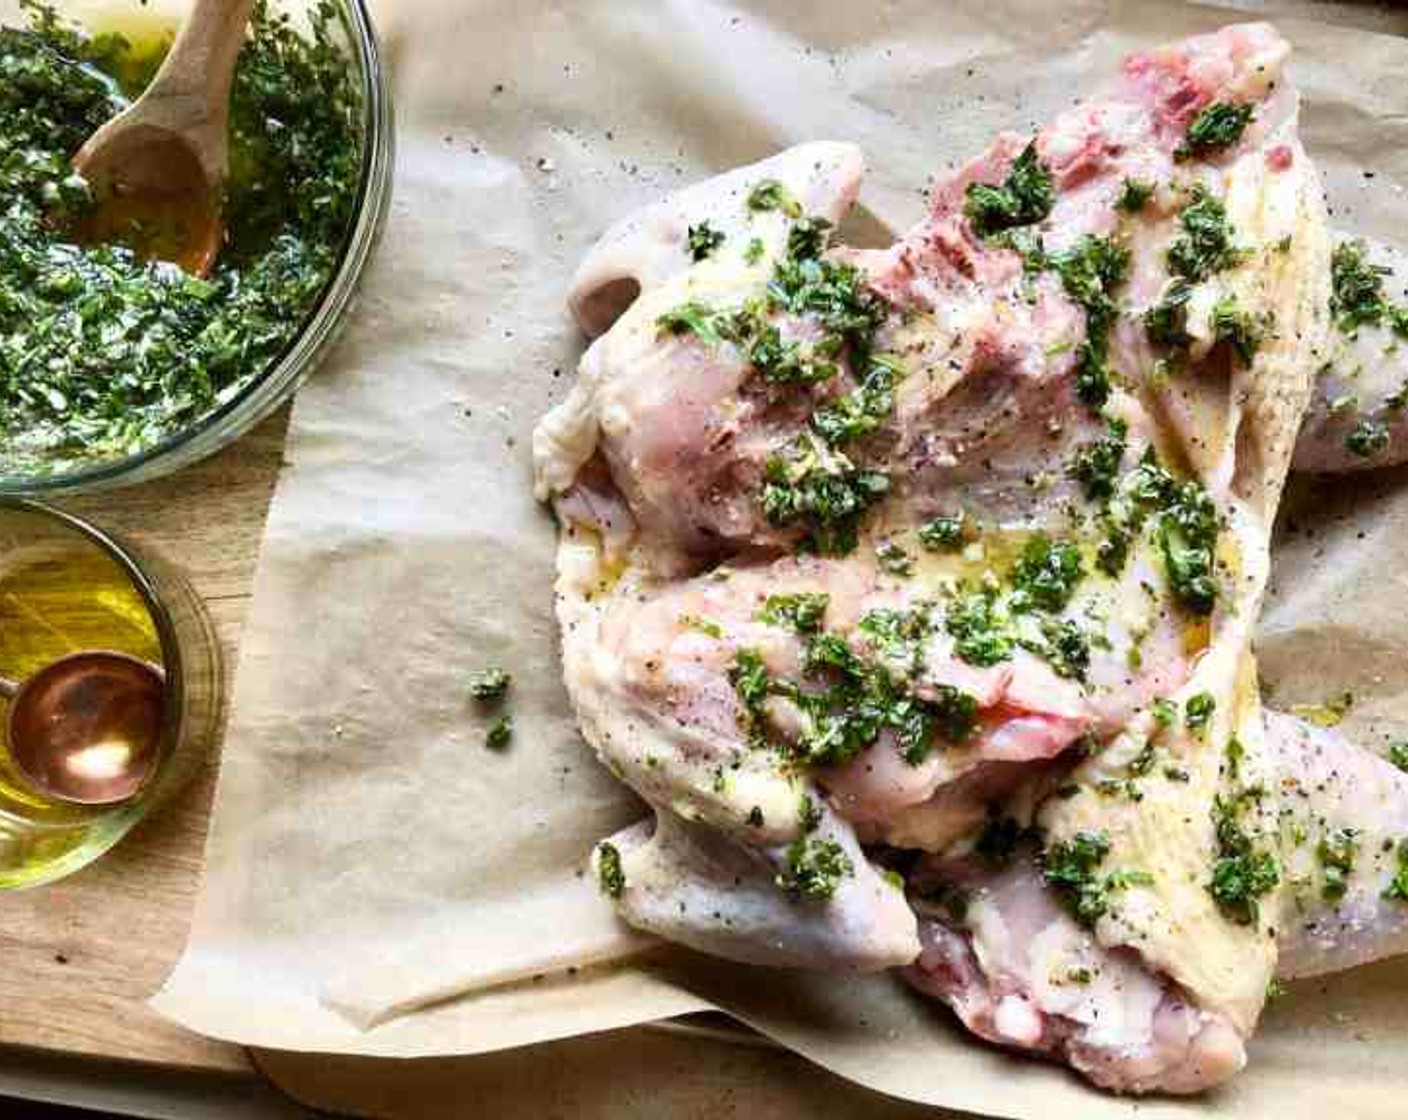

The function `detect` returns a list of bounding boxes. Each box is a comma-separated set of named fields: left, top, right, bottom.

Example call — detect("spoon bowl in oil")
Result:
left=0, top=651, right=165, bottom=806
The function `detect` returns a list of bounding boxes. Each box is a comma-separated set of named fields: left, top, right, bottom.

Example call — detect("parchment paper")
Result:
left=153, top=1, right=1408, bottom=1114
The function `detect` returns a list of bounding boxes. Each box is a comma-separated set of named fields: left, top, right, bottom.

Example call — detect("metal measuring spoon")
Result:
left=0, top=652, right=165, bottom=806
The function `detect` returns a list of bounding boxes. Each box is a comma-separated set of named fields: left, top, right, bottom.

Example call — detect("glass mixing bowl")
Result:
left=0, top=0, right=393, bottom=495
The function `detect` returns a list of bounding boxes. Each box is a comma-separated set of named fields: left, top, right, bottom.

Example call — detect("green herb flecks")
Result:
left=777, top=836, right=852, bottom=901
left=1047, top=235, right=1131, bottom=410
left=1383, top=840, right=1408, bottom=902
left=1317, top=827, right=1359, bottom=904
left=918, top=512, right=967, bottom=552
left=945, top=582, right=1015, bottom=667
left=1208, top=789, right=1280, bottom=925
left=1185, top=692, right=1216, bottom=737
left=1389, top=743, right=1408, bottom=773
left=1116, top=178, right=1155, bottom=214
left=747, top=178, right=802, bottom=218
left=597, top=841, right=626, bottom=899
left=760, top=434, right=890, bottom=556
left=1175, top=101, right=1254, bottom=162
left=810, top=356, right=903, bottom=447
left=1043, top=830, right=1153, bottom=927
left=1167, top=185, right=1243, bottom=284
left=485, top=714, right=513, bottom=751
left=469, top=667, right=512, bottom=701
left=1143, top=280, right=1194, bottom=350
left=1009, top=533, right=1085, bottom=613
left=964, top=142, right=1056, bottom=238
left=1210, top=295, right=1263, bottom=367
left=1330, top=239, right=1396, bottom=335
left=1345, top=418, right=1389, bottom=459
left=757, top=592, right=830, bottom=634
left=686, top=220, right=725, bottom=261
left=1068, top=418, right=1128, bottom=503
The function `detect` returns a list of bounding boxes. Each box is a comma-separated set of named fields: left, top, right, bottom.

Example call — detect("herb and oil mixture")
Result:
left=0, top=0, right=362, bottom=476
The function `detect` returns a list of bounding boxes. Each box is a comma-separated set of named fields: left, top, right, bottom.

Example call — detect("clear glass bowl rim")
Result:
left=0, top=0, right=394, bottom=496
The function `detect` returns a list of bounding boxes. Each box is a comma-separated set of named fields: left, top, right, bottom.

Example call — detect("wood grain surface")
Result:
left=0, top=406, right=291, bottom=1075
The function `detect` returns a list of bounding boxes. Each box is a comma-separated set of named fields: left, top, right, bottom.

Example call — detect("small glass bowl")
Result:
left=0, top=498, right=222, bottom=887
left=0, top=0, right=393, bottom=496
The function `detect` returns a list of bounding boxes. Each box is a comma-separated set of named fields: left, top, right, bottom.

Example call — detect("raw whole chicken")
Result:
left=533, top=19, right=1408, bottom=1098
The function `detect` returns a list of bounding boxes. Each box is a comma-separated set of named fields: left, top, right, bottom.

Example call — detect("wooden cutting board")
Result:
left=0, top=407, right=292, bottom=1075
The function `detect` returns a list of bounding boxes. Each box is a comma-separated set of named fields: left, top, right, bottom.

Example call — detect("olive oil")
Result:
left=0, top=539, right=162, bottom=883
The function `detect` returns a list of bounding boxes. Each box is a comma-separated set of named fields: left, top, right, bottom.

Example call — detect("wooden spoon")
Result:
left=72, top=0, right=256, bottom=277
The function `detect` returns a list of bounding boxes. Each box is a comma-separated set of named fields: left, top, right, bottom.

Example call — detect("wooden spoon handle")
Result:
left=143, top=0, right=257, bottom=121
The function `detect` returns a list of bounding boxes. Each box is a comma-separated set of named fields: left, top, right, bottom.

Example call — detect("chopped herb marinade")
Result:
left=686, top=220, right=725, bottom=261
left=1042, top=830, right=1153, bottom=927
left=964, top=142, right=1056, bottom=238
left=597, top=841, right=626, bottom=899
left=1099, top=450, right=1221, bottom=614
left=1329, top=239, right=1408, bottom=336
left=1208, top=787, right=1280, bottom=925
left=1175, top=101, right=1254, bottom=162
left=0, top=2, right=363, bottom=472
left=730, top=605, right=977, bottom=770
left=1317, top=827, right=1360, bottom=904
left=1166, top=185, right=1243, bottom=284
left=760, top=434, right=890, bottom=556
left=1345, top=417, right=1389, bottom=459
left=777, top=836, right=852, bottom=900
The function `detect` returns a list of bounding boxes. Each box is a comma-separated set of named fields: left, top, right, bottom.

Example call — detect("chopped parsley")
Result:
left=798, top=792, right=823, bottom=833
left=918, top=512, right=967, bottom=552
left=1030, top=617, right=1092, bottom=682
left=875, top=540, right=913, bottom=576
left=686, top=220, right=725, bottom=261
left=777, top=836, right=852, bottom=900
left=787, top=216, right=832, bottom=262
left=1185, top=692, right=1216, bottom=737
left=1009, top=533, right=1085, bottom=613
left=760, top=434, right=890, bottom=555
left=1152, top=698, right=1178, bottom=728
left=1345, top=418, right=1389, bottom=459
left=1175, top=101, right=1254, bottom=162
left=469, top=667, right=512, bottom=701
left=1389, top=742, right=1408, bottom=773
left=1208, top=790, right=1280, bottom=925
left=1115, top=177, right=1155, bottom=213
left=1043, top=830, right=1153, bottom=926
left=1143, top=280, right=1194, bottom=350
left=746, top=178, right=801, bottom=217
left=744, top=237, right=766, bottom=265
left=1317, top=827, right=1359, bottom=904
left=1382, top=840, right=1408, bottom=902
left=485, top=714, right=513, bottom=750
left=1068, top=418, right=1128, bottom=502
left=731, top=611, right=976, bottom=769
left=656, top=300, right=726, bottom=344
left=1210, top=295, right=1262, bottom=367
left=945, top=582, right=1014, bottom=667
left=1046, top=235, right=1130, bottom=410
left=757, top=592, right=830, bottom=634
left=1167, top=185, right=1243, bottom=283
left=810, top=357, right=903, bottom=446
left=597, top=841, right=625, bottom=899
left=964, top=142, right=1056, bottom=237
left=1330, top=239, right=1392, bottom=335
